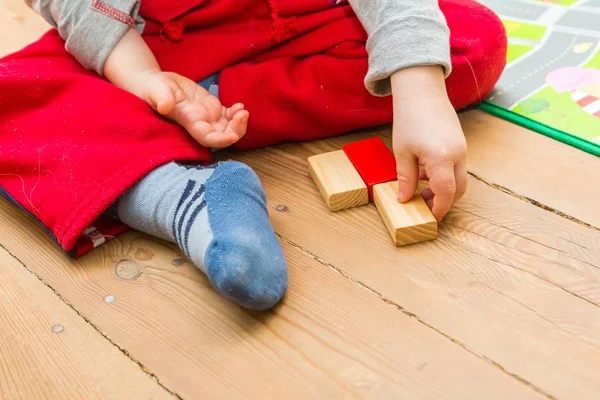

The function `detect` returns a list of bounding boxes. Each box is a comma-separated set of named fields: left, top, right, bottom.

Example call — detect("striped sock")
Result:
left=115, top=161, right=288, bottom=310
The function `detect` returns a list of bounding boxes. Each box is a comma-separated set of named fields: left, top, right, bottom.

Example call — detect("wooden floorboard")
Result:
left=461, top=110, right=600, bottom=229
left=0, top=199, right=545, bottom=399
left=3, top=1, right=600, bottom=399
left=0, top=246, right=172, bottom=399
left=223, top=133, right=600, bottom=399
left=0, top=0, right=49, bottom=57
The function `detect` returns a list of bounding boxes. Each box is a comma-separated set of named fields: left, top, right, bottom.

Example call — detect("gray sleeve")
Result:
left=25, top=0, right=145, bottom=75
left=348, top=0, right=452, bottom=96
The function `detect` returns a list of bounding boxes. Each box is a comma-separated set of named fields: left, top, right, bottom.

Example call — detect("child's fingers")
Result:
left=225, top=103, right=245, bottom=120
left=227, top=110, right=249, bottom=138
left=156, top=97, right=176, bottom=115
left=395, top=149, right=419, bottom=203
left=426, top=162, right=456, bottom=221
left=150, top=83, right=177, bottom=115
left=203, top=131, right=241, bottom=148
left=421, top=188, right=434, bottom=211
left=149, top=76, right=184, bottom=115
left=189, top=120, right=213, bottom=139
left=210, top=119, right=228, bottom=133
left=454, top=159, right=468, bottom=203
left=203, top=95, right=223, bottom=121
left=425, top=197, right=434, bottom=211
left=201, top=111, right=247, bottom=148
left=188, top=121, right=239, bottom=148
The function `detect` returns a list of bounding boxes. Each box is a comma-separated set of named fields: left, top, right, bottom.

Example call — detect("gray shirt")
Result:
left=26, top=0, right=451, bottom=96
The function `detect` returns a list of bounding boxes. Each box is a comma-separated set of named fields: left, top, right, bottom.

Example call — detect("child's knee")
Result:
left=443, top=0, right=507, bottom=108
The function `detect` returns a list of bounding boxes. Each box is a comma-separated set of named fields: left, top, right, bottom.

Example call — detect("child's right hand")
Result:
left=390, top=66, right=468, bottom=221
left=141, top=70, right=249, bottom=149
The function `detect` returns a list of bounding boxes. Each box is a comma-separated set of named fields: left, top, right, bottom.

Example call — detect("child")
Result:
left=5, top=0, right=506, bottom=310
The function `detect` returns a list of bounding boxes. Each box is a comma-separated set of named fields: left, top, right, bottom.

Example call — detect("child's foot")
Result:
left=115, top=161, right=288, bottom=310
left=141, top=71, right=249, bottom=149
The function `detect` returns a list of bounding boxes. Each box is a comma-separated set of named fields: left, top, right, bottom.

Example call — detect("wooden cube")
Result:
left=373, top=181, right=438, bottom=246
left=308, top=150, right=369, bottom=212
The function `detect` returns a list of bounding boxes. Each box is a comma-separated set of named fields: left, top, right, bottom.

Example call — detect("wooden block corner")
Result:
left=307, top=151, right=369, bottom=212
left=373, top=181, right=438, bottom=246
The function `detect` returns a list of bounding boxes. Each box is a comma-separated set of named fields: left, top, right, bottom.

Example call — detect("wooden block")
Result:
left=373, top=181, right=438, bottom=246
left=308, top=150, right=369, bottom=211
left=343, top=137, right=397, bottom=201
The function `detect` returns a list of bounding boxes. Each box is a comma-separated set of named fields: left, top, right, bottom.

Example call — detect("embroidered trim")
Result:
left=91, top=0, right=136, bottom=26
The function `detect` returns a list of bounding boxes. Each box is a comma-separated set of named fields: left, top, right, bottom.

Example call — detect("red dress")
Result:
left=0, top=0, right=507, bottom=256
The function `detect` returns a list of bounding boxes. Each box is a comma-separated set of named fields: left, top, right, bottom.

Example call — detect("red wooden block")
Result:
left=343, top=137, right=397, bottom=200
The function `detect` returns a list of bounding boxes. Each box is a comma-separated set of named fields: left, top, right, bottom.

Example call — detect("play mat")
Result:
left=479, top=0, right=600, bottom=157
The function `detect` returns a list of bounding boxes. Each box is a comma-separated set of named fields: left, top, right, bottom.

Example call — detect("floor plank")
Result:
left=0, top=199, right=543, bottom=400
left=461, top=110, right=600, bottom=229
left=0, top=245, right=172, bottom=399
left=0, top=0, right=49, bottom=57
left=218, top=133, right=600, bottom=400
left=3, top=1, right=600, bottom=398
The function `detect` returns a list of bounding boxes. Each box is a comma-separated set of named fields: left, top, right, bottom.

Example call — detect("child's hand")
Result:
left=102, top=29, right=247, bottom=149
left=141, top=71, right=248, bottom=148
left=391, top=66, right=467, bottom=221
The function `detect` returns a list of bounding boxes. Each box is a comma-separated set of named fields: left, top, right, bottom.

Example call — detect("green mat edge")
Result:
left=480, top=101, right=600, bottom=158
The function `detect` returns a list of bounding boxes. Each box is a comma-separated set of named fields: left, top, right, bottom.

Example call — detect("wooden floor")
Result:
left=3, top=2, right=600, bottom=399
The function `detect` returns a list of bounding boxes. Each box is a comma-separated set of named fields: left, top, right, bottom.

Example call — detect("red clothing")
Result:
left=0, top=0, right=506, bottom=256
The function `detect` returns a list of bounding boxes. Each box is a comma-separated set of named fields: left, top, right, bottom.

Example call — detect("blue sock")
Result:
left=115, top=161, right=288, bottom=310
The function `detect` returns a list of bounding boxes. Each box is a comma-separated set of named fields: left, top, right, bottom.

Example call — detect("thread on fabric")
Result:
left=461, top=55, right=482, bottom=103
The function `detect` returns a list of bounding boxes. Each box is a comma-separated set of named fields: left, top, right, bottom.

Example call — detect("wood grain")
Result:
left=307, top=150, right=369, bottom=211
left=373, top=181, right=438, bottom=246
left=221, top=134, right=600, bottom=400
left=0, top=0, right=49, bottom=57
left=0, top=246, right=172, bottom=400
left=3, top=0, right=600, bottom=398
left=0, top=198, right=545, bottom=400
left=461, top=110, right=600, bottom=229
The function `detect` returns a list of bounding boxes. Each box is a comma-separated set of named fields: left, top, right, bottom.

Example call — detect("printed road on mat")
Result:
left=479, top=0, right=600, bottom=146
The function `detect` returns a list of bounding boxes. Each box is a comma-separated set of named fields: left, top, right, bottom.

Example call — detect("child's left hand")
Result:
left=102, top=29, right=248, bottom=149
